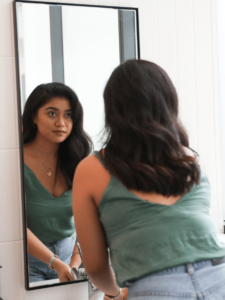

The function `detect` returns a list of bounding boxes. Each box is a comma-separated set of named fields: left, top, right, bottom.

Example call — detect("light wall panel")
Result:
left=175, top=0, right=198, bottom=150
left=0, top=150, right=22, bottom=243
left=193, top=0, right=218, bottom=219
left=158, top=0, right=177, bottom=62
left=77, top=0, right=98, bottom=4
left=98, top=0, right=119, bottom=6
left=67, top=282, right=89, bottom=300
left=24, top=289, right=47, bottom=300
left=46, top=285, right=69, bottom=300
left=0, top=241, right=24, bottom=300
left=157, top=0, right=178, bottom=87
left=119, top=0, right=138, bottom=7
left=216, top=0, right=225, bottom=221
left=138, top=0, right=158, bottom=63
left=211, top=0, right=223, bottom=230
left=0, top=0, right=14, bottom=57
left=0, top=57, right=18, bottom=149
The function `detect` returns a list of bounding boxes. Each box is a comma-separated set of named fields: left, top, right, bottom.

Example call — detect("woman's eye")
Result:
left=49, top=112, right=56, bottom=117
left=66, top=113, right=72, bottom=118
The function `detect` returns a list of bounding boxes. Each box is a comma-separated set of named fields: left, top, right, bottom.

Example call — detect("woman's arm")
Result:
left=72, top=157, right=121, bottom=298
left=27, top=228, right=74, bottom=282
left=69, top=241, right=82, bottom=269
left=27, top=228, right=54, bottom=264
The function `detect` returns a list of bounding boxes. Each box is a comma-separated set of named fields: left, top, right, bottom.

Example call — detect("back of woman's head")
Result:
left=103, top=60, right=200, bottom=196
left=23, top=82, right=92, bottom=187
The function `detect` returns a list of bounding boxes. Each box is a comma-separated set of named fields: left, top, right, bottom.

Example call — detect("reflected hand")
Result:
left=51, top=259, right=74, bottom=282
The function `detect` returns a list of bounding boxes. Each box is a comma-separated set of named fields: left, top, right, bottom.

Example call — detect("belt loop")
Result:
left=124, top=281, right=133, bottom=287
left=187, top=264, right=194, bottom=275
left=54, top=243, right=59, bottom=256
left=212, top=257, right=225, bottom=266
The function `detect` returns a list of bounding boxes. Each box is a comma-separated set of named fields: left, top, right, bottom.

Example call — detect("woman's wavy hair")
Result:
left=102, top=60, right=200, bottom=196
left=23, top=82, right=92, bottom=188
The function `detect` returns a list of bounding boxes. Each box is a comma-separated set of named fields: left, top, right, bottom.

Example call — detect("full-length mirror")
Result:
left=14, top=0, right=139, bottom=290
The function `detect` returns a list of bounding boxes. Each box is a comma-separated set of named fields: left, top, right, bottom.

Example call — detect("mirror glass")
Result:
left=15, top=0, right=139, bottom=290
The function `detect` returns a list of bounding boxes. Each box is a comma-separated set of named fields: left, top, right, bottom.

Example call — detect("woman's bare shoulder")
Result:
left=74, top=153, right=111, bottom=205
left=75, top=153, right=110, bottom=180
left=77, top=153, right=102, bottom=169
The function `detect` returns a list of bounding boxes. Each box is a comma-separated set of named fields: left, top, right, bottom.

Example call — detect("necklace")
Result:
left=35, top=153, right=53, bottom=176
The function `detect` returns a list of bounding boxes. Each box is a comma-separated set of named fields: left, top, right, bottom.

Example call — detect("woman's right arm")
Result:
left=27, top=228, right=74, bottom=282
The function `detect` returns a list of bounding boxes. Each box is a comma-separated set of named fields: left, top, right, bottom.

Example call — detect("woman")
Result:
left=73, top=60, right=225, bottom=299
left=23, top=82, right=92, bottom=282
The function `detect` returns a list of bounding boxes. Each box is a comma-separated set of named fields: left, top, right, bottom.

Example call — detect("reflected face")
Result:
left=33, top=97, right=73, bottom=144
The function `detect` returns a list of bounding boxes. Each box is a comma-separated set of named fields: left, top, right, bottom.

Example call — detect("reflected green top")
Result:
left=94, top=151, right=225, bottom=288
left=24, top=164, right=75, bottom=243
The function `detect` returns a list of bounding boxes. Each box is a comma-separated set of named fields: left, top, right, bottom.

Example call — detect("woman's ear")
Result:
left=32, top=114, right=37, bottom=124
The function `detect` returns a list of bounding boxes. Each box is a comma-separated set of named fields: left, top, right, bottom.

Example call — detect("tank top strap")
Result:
left=93, top=150, right=106, bottom=167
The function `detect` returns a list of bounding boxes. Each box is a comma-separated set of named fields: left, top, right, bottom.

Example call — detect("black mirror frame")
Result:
left=13, top=0, right=140, bottom=291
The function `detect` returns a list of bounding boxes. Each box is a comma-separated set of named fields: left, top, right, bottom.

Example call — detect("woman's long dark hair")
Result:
left=23, top=82, right=92, bottom=188
left=102, top=60, right=200, bottom=196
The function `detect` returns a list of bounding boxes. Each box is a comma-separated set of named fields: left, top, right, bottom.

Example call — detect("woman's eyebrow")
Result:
left=45, top=107, right=72, bottom=112
left=46, top=107, right=58, bottom=111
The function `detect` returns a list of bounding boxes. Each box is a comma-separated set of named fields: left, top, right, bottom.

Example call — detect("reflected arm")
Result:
left=27, top=228, right=54, bottom=264
left=69, top=241, right=82, bottom=269
left=27, top=228, right=74, bottom=281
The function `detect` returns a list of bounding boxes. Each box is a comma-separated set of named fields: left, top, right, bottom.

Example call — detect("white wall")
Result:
left=0, top=0, right=223, bottom=299
left=216, top=0, right=225, bottom=219
left=62, top=6, right=120, bottom=149
left=20, top=3, right=52, bottom=106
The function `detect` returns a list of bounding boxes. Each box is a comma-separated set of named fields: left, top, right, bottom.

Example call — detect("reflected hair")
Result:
left=22, top=82, right=92, bottom=188
left=102, top=60, right=200, bottom=196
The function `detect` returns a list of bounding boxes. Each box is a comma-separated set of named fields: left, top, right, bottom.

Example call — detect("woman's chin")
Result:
left=47, top=136, right=68, bottom=144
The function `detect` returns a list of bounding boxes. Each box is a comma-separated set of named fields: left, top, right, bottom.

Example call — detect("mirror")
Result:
left=14, top=0, right=139, bottom=290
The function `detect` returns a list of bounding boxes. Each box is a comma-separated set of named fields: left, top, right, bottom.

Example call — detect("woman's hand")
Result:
left=121, top=288, right=128, bottom=300
left=69, top=253, right=82, bottom=270
left=52, top=259, right=74, bottom=282
left=104, top=288, right=127, bottom=300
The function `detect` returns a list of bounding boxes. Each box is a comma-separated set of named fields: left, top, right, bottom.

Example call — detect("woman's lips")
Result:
left=53, top=130, right=66, bottom=134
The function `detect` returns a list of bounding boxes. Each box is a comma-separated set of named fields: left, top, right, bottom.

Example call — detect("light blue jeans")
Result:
left=127, top=260, right=225, bottom=300
left=28, top=232, right=76, bottom=282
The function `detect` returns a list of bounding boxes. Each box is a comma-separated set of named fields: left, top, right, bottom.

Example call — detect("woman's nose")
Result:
left=56, top=116, right=65, bottom=127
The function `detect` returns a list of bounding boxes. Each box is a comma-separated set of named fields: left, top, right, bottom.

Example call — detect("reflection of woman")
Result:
left=23, top=82, right=92, bottom=282
left=73, top=60, right=225, bottom=300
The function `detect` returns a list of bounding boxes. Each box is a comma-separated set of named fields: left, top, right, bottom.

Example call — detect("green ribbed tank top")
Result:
left=93, top=151, right=225, bottom=287
left=24, top=164, right=75, bottom=243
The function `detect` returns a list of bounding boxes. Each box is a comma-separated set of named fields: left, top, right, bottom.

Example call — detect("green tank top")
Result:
left=24, top=164, right=75, bottom=243
left=93, top=151, right=225, bottom=287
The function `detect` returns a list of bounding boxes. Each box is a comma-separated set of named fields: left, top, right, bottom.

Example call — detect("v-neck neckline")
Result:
left=24, top=163, right=71, bottom=199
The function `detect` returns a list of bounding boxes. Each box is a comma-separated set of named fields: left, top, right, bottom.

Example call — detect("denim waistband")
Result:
left=151, top=260, right=213, bottom=277
left=43, top=231, right=76, bottom=247
left=125, top=258, right=225, bottom=287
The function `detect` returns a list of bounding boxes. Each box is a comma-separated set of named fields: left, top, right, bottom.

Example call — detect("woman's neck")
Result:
left=25, top=135, right=59, bottom=160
